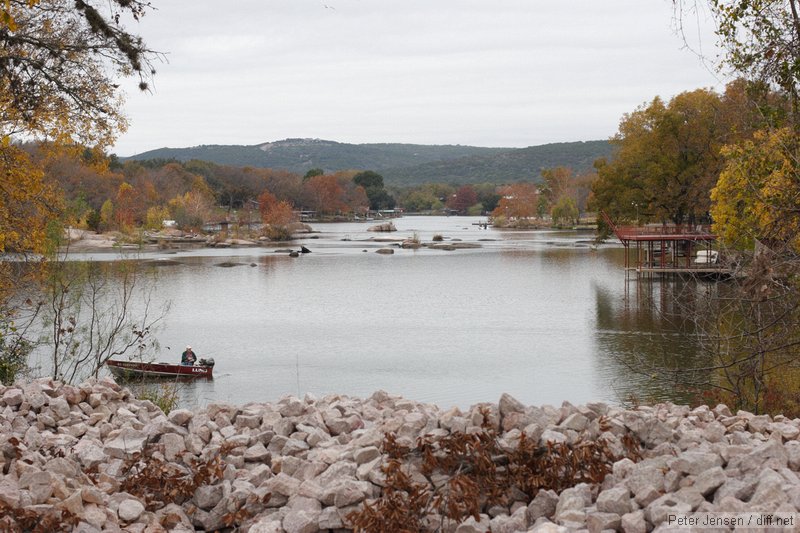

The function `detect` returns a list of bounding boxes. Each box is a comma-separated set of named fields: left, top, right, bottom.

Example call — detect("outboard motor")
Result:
left=198, top=357, right=215, bottom=368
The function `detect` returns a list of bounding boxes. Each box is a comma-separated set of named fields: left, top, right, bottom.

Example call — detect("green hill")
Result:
left=382, top=141, right=612, bottom=185
left=127, top=139, right=507, bottom=173
left=126, top=138, right=612, bottom=185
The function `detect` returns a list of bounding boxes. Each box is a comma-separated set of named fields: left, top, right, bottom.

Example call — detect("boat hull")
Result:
left=106, top=359, right=213, bottom=379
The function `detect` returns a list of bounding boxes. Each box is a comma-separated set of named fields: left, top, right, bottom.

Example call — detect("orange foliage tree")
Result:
left=303, top=174, right=347, bottom=215
left=114, top=183, right=143, bottom=229
left=258, top=190, right=297, bottom=226
left=492, top=183, right=540, bottom=220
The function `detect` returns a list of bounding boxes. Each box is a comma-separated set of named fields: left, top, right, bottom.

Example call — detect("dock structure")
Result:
left=601, top=212, right=728, bottom=277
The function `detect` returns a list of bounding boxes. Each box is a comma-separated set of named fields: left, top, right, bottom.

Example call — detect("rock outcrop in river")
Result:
left=2, top=377, right=800, bottom=532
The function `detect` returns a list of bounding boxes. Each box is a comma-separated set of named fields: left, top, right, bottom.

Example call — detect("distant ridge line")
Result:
left=125, top=138, right=612, bottom=185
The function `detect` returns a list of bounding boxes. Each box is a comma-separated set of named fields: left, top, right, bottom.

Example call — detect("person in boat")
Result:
left=181, top=345, right=197, bottom=366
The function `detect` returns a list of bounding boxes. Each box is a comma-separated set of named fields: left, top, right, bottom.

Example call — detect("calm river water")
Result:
left=55, top=216, right=711, bottom=410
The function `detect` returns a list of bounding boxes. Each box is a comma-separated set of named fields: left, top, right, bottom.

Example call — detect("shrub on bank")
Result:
left=264, top=224, right=292, bottom=241
left=132, top=382, right=180, bottom=414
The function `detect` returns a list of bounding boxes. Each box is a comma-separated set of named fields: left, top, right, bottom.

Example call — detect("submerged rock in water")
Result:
left=144, top=258, right=183, bottom=266
left=367, top=222, right=397, bottom=232
left=427, top=242, right=481, bottom=250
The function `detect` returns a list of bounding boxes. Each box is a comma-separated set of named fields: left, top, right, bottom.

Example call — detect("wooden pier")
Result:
left=602, top=212, right=730, bottom=278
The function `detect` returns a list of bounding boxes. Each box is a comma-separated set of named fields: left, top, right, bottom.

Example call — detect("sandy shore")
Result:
left=62, top=229, right=263, bottom=252
left=64, top=229, right=122, bottom=251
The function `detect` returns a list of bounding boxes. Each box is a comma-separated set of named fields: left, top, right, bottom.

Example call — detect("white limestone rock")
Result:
left=118, top=498, right=145, bottom=522
left=596, top=486, right=632, bottom=515
left=104, top=428, right=147, bottom=459
left=668, top=450, right=723, bottom=475
left=586, top=511, right=621, bottom=533
left=693, top=465, right=726, bottom=496
left=244, top=441, right=271, bottom=462
left=2, top=387, right=24, bottom=407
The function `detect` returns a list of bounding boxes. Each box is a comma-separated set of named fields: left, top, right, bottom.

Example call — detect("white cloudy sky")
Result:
left=112, top=0, right=726, bottom=156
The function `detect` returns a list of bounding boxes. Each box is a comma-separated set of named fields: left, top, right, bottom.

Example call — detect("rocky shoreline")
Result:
left=63, top=229, right=264, bottom=252
left=2, top=378, right=800, bottom=532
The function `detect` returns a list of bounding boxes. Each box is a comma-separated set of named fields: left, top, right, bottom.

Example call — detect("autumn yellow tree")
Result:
left=711, top=127, right=800, bottom=251
left=0, top=143, right=55, bottom=294
left=1, top=0, right=157, bottom=145
left=1, top=0, right=158, bottom=252
left=637, top=2, right=800, bottom=416
left=0, top=142, right=58, bottom=383
left=592, top=88, right=726, bottom=225
left=551, top=197, right=579, bottom=227
left=673, top=4, right=799, bottom=245
left=145, top=206, right=172, bottom=231
left=168, top=191, right=215, bottom=231
left=689, top=4, right=800, bottom=250
left=1, top=0, right=158, bottom=246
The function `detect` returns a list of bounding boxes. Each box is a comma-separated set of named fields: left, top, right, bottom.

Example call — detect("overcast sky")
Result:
left=111, top=0, right=726, bottom=156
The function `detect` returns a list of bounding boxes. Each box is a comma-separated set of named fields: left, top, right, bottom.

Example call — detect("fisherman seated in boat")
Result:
left=181, top=345, right=197, bottom=366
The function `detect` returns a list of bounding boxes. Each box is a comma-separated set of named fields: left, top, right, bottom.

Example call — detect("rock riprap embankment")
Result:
left=2, top=378, right=800, bottom=532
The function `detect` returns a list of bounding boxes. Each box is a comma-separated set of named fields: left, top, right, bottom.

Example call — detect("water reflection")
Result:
left=593, top=276, right=714, bottom=405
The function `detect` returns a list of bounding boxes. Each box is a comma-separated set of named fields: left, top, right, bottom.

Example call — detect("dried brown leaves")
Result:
left=347, top=410, right=641, bottom=532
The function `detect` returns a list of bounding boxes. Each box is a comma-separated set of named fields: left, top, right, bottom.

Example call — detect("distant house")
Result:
left=374, top=208, right=403, bottom=218
left=202, top=220, right=230, bottom=235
